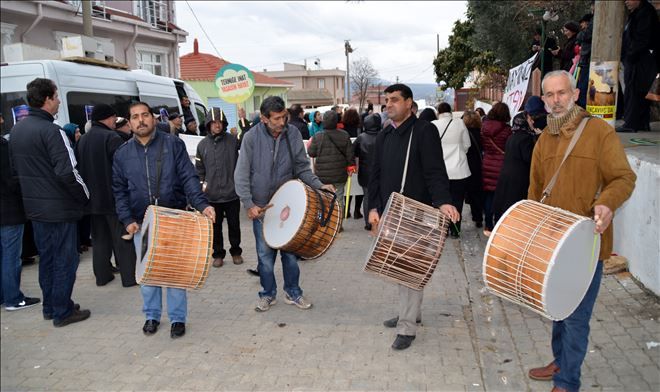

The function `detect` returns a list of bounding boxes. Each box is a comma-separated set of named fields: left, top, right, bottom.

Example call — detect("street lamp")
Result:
left=345, top=40, right=353, bottom=104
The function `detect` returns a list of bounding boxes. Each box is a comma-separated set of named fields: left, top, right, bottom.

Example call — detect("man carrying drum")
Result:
left=527, top=70, right=636, bottom=392
left=368, top=83, right=460, bottom=350
left=234, top=96, right=335, bottom=312
left=112, top=102, right=215, bottom=339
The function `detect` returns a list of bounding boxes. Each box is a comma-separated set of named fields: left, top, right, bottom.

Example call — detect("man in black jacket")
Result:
left=353, top=113, right=382, bottom=230
left=1, top=132, right=41, bottom=311
left=368, top=84, right=459, bottom=350
left=10, top=78, right=91, bottom=327
left=77, top=104, right=136, bottom=287
left=618, top=0, right=659, bottom=133
left=195, top=114, right=243, bottom=268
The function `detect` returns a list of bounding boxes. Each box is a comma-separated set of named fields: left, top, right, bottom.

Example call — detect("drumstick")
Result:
left=260, top=204, right=274, bottom=213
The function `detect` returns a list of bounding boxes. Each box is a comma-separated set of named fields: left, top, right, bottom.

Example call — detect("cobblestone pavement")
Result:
left=1, top=209, right=659, bottom=391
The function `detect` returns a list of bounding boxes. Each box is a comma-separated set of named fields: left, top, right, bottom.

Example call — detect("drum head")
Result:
left=263, top=180, right=307, bottom=249
left=544, top=218, right=600, bottom=320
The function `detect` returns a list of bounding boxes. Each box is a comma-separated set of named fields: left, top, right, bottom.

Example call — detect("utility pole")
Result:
left=345, top=40, right=353, bottom=104
left=589, top=1, right=625, bottom=126
left=82, top=0, right=93, bottom=37
left=437, top=34, right=440, bottom=54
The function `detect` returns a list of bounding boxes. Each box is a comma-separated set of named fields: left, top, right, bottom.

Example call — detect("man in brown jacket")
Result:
left=527, top=70, right=636, bottom=392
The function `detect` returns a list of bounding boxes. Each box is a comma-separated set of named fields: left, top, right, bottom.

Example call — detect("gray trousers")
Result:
left=397, top=284, right=423, bottom=336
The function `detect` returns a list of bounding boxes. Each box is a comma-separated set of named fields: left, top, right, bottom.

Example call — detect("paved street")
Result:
left=1, top=208, right=659, bottom=391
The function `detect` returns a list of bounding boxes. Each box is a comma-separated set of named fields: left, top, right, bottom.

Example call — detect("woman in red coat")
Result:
left=480, top=102, right=512, bottom=236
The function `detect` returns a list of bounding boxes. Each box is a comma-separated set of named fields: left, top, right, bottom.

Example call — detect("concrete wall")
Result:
left=613, top=148, right=660, bottom=295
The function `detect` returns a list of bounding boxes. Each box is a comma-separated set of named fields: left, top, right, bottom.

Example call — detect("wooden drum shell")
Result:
left=136, top=206, right=213, bottom=289
left=264, top=180, right=342, bottom=260
left=364, top=193, right=450, bottom=290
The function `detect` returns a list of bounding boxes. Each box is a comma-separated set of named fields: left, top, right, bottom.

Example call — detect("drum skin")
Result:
left=135, top=206, right=213, bottom=289
left=364, top=192, right=450, bottom=290
left=483, top=200, right=600, bottom=320
left=263, top=180, right=342, bottom=260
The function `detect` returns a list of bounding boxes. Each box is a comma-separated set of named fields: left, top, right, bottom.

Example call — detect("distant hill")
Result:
left=374, top=81, right=442, bottom=105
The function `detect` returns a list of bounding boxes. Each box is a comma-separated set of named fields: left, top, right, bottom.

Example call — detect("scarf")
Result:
left=546, top=104, right=583, bottom=135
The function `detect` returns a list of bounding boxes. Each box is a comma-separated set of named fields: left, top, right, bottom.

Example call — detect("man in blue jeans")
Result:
left=1, top=131, right=40, bottom=311
left=234, top=96, right=334, bottom=312
left=113, top=102, right=215, bottom=339
left=527, top=71, right=636, bottom=392
left=9, top=78, right=91, bottom=326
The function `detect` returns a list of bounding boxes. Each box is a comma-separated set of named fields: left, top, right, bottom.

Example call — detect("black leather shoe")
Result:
left=475, top=221, right=483, bottom=228
left=111, top=265, right=120, bottom=274
left=96, top=274, right=115, bottom=286
left=616, top=126, right=636, bottom=133
left=391, top=334, right=416, bottom=350
left=364, top=224, right=372, bottom=231
left=246, top=268, right=259, bottom=277
left=383, top=316, right=422, bottom=328
left=171, top=322, right=186, bottom=338
left=53, top=308, right=91, bottom=327
left=44, top=303, right=80, bottom=321
left=142, top=319, right=160, bottom=335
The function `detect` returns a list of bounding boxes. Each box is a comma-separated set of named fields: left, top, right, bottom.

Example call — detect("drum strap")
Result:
left=400, top=125, right=415, bottom=193
left=153, top=138, right=165, bottom=206
left=541, top=117, right=590, bottom=203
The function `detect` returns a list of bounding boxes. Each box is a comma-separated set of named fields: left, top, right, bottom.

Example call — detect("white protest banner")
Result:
left=503, top=53, right=538, bottom=119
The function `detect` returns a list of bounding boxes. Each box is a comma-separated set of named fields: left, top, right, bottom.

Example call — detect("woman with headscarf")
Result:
left=492, top=96, right=547, bottom=224
left=417, top=107, right=437, bottom=122
left=307, top=110, right=323, bottom=137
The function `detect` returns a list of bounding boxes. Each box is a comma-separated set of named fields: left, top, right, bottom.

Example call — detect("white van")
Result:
left=0, top=59, right=208, bottom=132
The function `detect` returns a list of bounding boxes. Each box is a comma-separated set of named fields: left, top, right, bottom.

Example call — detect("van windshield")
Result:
left=1, top=91, right=28, bottom=135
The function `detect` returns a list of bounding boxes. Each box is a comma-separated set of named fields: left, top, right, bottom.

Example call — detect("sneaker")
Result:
left=283, top=293, right=312, bottom=310
left=53, top=308, right=91, bottom=327
left=255, top=296, right=276, bottom=312
left=5, top=297, right=41, bottom=311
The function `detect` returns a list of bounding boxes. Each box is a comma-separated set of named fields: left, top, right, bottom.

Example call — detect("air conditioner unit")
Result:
left=61, top=35, right=115, bottom=62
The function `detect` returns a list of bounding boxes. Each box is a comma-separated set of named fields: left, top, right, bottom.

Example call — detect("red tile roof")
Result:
left=180, top=39, right=292, bottom=87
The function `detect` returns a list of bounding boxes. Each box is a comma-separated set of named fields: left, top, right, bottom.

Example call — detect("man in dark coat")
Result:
left=77, top=104, right=136, bottom=287
left=368, top=83, right=460, bottom=351
left=352, top=113, right=381, bottom=230
left=618, top=0, right=659, bottom=132
left=10, top=78, right=91, bottom=327
left=308, top=110, right=354, bottom=220
left=113, top=102, right=215, bottom=339
left=195, top=114, right=243, bottom=268
left=1, top=131, right=40, bottom=311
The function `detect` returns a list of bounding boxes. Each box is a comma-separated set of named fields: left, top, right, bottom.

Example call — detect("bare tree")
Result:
left=350, top=57, right=378, bottom=113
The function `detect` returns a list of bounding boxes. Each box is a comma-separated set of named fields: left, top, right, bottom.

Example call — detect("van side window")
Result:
left=140, top=95, right=179, bottom=118
left=67, top=92, right=137, bottom=130
left=1, top=91, right=28, bottom=132
left=195, top=103, right=207, bottom=133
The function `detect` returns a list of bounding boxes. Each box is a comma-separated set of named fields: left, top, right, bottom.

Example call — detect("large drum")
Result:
left=135, top=206, right=213, bottom=289
left=263, top=180, right=341, bottom=260
left=483, top=200, right=601, bottom=320
left=364, top=192, right=450, bottom=290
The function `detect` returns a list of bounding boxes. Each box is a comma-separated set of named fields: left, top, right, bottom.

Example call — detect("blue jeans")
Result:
left=32, top=221, right=79, bottom=321
left=552, top=261, right=603, bottom=392
left=1, top=224, right=25, bottom=306
left=253, top=218, right=302, bottom=299
left=141, top=285, right=187, bottom=323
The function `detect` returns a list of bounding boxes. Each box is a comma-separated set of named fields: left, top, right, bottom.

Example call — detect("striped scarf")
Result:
left=546, top=104, right=583, bottom=135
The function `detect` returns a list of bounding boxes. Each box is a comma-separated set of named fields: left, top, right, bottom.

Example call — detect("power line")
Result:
left=185, top=1, right=222, bottom=59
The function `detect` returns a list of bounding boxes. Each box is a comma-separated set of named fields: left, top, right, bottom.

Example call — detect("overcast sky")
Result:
left=175, top=1, right=468, bottom=85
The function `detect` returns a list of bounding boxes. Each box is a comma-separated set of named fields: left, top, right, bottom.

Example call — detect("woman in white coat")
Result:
left=432, top=103, right=471, bottom=238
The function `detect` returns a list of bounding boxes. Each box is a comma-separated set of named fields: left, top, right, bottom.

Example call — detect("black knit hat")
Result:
left=91, top=104, right=117, bottom=122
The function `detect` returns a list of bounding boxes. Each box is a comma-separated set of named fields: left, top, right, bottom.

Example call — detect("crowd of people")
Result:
left=0, top=23, right=645, bottom=389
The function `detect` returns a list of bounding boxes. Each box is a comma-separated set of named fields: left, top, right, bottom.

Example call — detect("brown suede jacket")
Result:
left=528, top=110, right=636, bottom=260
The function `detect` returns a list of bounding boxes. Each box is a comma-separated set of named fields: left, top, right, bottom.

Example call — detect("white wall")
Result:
left=613, top=152, right=660, bottom=295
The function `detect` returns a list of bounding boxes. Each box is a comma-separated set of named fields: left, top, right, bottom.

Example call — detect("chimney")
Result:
left=193, top=38, right=198, bottom=55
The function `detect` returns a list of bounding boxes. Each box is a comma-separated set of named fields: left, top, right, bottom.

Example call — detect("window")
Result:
left=1, top=91, right=28, bottom=132
left=66, top=91, right=137, bottom=130
left=195, top=103, right=207, bottom=134
left=138, top=51, right=165, bottom=75
left=253, top=95, right=261, bottom=112
left=138, top=95, right=180, bottom=119
left=318, top=78, right=325, bottom=89
left=0, top=23, right=16, bottom=62
left=136, top=0, right=167, bottom=26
